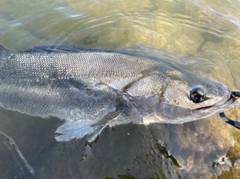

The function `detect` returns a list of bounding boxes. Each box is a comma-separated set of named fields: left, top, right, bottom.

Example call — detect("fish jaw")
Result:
left=141, top=91, right=238, bottom=125
left=190, top=93, right=238, bottom=120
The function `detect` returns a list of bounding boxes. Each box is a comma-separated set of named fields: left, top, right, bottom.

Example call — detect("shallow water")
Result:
left=1, top=0, right=240, bottom=178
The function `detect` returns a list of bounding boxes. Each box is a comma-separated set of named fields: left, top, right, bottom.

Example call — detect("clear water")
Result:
left=0, top=0, right=240, bottom=178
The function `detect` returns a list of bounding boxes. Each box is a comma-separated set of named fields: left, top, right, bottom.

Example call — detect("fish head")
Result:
left=139, top=68, right=237, bottom=124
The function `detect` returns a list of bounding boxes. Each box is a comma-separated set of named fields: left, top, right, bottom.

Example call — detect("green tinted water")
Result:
left=0, top=0, right=240, bottom=178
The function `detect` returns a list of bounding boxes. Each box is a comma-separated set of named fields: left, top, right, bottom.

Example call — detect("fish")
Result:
left=0, top=45, right=238, bottom=142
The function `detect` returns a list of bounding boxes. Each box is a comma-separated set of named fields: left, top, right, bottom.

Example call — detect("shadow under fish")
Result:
left=0, top=45, right=239, bottom=142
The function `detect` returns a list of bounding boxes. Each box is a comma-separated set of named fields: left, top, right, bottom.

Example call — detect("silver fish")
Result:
left=0, top=45, right=237, bottom=141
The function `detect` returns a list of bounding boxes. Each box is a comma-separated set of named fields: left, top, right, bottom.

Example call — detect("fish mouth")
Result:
left=215, top=93, right=237, bottom=108
left=219, top=91, right=240, bottom=130
left=192, top=93, right=237, bottom=119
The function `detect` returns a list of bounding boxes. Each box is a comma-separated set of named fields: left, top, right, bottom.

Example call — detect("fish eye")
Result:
left=190, top=85, right=206, bottom=103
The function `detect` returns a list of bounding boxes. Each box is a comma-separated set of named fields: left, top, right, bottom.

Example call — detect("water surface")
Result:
left=0, top=0, right=240, bottom=178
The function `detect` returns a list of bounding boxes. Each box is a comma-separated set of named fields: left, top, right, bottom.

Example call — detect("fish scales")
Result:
left=0, top=46, right=237, bottom=141
left=1, top=52, right=157, bottom=83
left=0, top=49, right=159, bottom=123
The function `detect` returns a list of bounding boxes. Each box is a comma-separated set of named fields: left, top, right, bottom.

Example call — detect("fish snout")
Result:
left=219, top=91, right=240, bottom=129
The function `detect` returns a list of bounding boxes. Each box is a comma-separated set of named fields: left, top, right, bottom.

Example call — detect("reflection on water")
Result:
left=1, top=0, right=240, bottom=178
left=0, top=130, right=34, bottom=177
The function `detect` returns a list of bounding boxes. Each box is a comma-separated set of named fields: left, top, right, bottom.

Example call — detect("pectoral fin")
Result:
left=55, top=120, right=97, bottom=142
left=55, top=105, right=124, bottom=142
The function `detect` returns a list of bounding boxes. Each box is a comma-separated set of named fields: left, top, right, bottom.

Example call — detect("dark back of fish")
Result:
left=0, top=46, right=159, bottom=122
